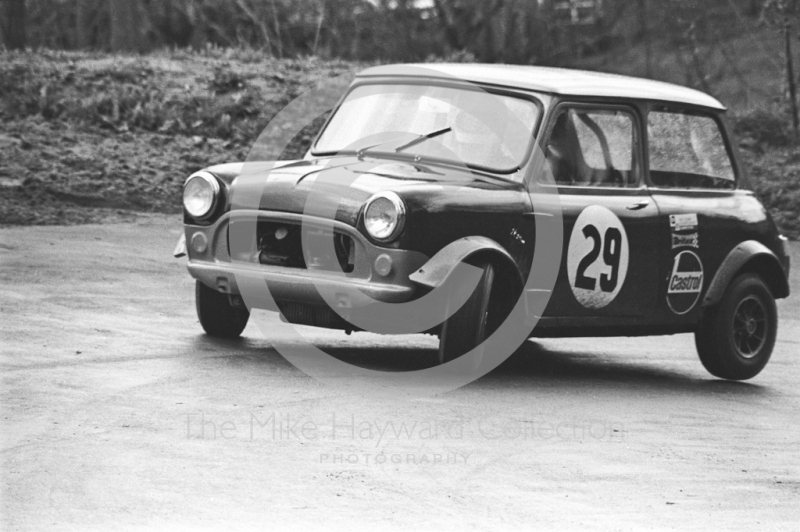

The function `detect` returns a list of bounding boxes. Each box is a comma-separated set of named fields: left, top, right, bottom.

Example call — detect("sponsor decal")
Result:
left=567, top=205, right=630, bottom=309
left=671, top=232, right=699, bottom=249
left=667, top=250, right=704, bottom=315
left=670, top=213, right=698, bottom=232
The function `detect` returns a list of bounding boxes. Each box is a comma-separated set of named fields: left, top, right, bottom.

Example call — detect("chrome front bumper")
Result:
left=183, top=210, right=429, bottom=307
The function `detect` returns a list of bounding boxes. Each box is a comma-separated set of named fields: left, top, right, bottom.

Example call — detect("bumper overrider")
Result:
left=184, top=210, right=430, bottom=313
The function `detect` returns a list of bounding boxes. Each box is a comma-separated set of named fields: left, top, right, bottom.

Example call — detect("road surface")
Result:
left=2, top=216, right=798, bottom=531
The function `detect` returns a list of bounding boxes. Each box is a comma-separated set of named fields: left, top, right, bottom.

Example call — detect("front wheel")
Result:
left=438, top=261, right=495, bottom=365
left=196, top=281, right=250, bottom=339
left=695, top=273, right=777, bottom=380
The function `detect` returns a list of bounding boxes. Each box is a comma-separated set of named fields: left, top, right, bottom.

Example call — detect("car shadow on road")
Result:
left=190, top=334, right=768, bottom=397
left=321, top=339, right=769, bottom=397
left=191, top=334, right=443, bottom=373
left=475, top=340, right=768, bottom=396
left=189, top=335, right=297, bottom=369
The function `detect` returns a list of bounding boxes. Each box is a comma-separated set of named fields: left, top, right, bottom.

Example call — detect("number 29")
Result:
left=575, top=224, right=622, bottom=293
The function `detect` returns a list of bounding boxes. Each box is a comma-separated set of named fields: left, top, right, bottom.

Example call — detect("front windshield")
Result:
left=314, top=83, right=541, bottom=175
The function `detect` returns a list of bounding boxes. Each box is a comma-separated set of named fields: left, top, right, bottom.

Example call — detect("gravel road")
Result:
left=2, top=216, right=798, bottom=531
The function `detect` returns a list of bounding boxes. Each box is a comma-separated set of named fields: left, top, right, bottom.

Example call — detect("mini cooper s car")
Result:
left=176, top=64, right=791, bottom=380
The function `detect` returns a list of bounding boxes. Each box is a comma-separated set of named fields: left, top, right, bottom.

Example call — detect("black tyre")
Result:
left=438, top=261, right=495, bottom=365
left=694, top=273, right=777, bottom=380
left=196, top=281, right=250, bottom=339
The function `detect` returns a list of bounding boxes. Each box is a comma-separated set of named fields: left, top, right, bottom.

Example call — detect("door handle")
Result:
left=626, top=200, right=650, bottom=211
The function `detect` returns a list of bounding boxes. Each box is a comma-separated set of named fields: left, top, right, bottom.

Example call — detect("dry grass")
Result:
left=0, top=49, right=796, bottom=238
left=0, top=49, right=360, bottom=224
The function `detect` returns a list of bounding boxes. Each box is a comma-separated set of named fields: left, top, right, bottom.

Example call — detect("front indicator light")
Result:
left=191, top=232, right=208, bottom=254
left=374, top=254, right=393, bottom=277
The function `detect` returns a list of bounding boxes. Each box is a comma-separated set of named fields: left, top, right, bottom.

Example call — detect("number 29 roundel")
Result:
left=567, top=205, right=630, bottom=309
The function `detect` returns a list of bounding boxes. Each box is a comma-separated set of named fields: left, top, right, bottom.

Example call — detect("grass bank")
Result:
left=0, top=49, right=360, bottom=225
left=0, top=50, right=796, bottom=238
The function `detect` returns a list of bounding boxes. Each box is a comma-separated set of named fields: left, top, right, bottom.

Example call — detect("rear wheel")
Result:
left=196, top=281, right=250, bottom=339
left=438, top=261, right=495, bottom=365
left=694, top=273, right=777, bottom=380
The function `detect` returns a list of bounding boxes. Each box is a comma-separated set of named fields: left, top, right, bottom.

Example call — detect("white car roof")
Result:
left=357, top=63, right=726, bottom=111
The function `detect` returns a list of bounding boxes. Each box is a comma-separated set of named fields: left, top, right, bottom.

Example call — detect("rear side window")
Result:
left=545, top=107, right=640, bottom=188
left=648, top=111, right=735, bottom=189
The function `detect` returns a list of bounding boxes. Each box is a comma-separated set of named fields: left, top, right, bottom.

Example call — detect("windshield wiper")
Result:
left=356, top=127, right=452, bottom=161
left=394, top=127, right=452, bottom=153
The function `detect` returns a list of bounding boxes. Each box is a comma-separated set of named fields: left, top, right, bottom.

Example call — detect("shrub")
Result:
left=732, top=107, right=796, bottom=148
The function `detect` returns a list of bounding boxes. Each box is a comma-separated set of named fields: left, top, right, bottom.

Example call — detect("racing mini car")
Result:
left=176, top=64, right=790, bottom=380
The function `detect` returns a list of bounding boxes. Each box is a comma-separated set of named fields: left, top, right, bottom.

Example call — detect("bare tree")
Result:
left=3, top=0, right=27, bottom=50
left=639, top=0, right=653, bottom=77
left=785, top=7, right=798, bottom=134
left=270, top=0, right=283, bottom=58
left=313, top=0, right=326, bottom=55
left=233, top=0, right=272, bottom=53
left=76, top=0, right=93, bottom=49
left=763, top=0, right=799, bottom=135
left=432, top=0, right=505, bottom=59
left=108, top=0, right=144, bottom=52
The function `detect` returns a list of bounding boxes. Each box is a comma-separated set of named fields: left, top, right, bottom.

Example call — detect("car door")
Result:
left=535, top=102, right=660, bottom=319
left=645, top=107, right=753, bottom=319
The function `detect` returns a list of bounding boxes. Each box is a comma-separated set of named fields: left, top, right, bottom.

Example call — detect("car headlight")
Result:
left=183, top=171, right=220, bottom=219
left=364, top=191, right=406, bottom=242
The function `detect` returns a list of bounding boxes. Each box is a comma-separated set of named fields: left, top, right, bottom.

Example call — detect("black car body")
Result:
left=177, top=64, right=791, bottom=380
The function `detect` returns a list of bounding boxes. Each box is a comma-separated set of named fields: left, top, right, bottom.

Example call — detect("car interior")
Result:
left=545, top=109, right=635, bottom=188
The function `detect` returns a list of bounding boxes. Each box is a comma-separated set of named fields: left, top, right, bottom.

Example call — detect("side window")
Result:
left=544, top=107, right=640, bottom=188
left=648, top=111, right=736, bottom=189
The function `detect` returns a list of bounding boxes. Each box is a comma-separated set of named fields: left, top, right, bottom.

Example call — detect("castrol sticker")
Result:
left=567, top=205, right=629, bottom=309
left=667, top=251, right=704, bottom=315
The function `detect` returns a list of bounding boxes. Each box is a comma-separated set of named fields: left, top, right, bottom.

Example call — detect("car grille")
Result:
left=248, top=220, right=355, bottom=273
